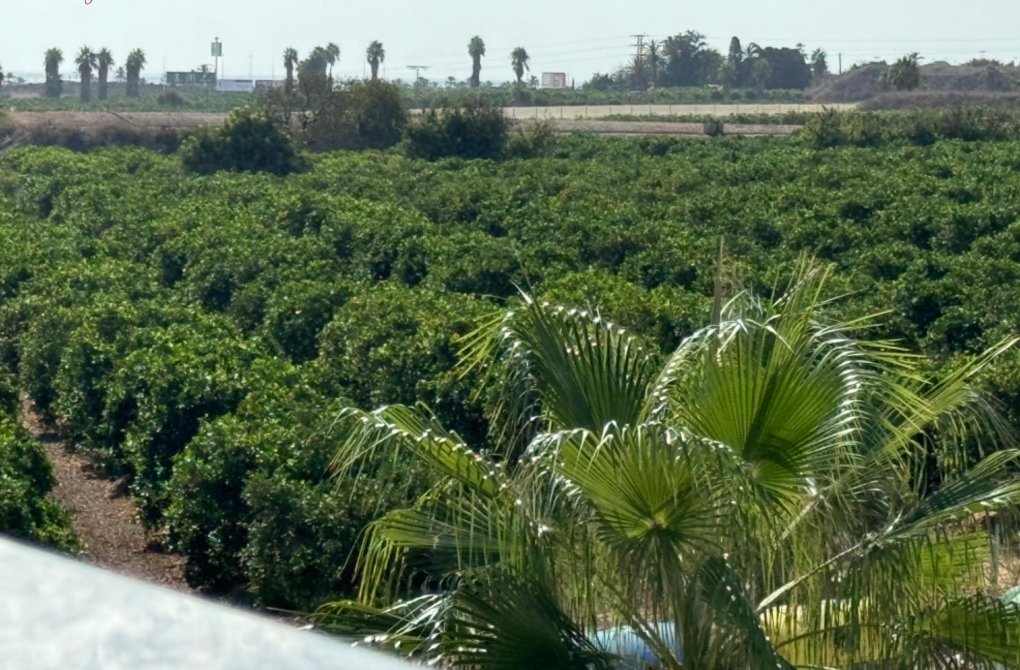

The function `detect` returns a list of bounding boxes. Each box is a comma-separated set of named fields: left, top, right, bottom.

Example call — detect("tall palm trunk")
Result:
left=44, top=48, right=63, bottom=98
left=471, top=57, right=482, bottom=87
left=98, top=63, right=109, bottom=100
left=126, top=69, right=137, bottom=97
left=80, top=72, right=91, bottom=102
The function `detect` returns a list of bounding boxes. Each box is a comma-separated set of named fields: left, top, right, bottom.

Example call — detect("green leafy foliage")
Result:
left=315, top=283, right=491, bottom=444
left=102, top=314, right=259, bottom=522
left=0, top=411, right=78, bottom=551
left=1, top=123, right=1020, bottom=629
left=181, top=108, right=301, bottom=176
left=301, top=80, right=409, bottom=152
left=165, top=363, right=422, bottom=607
left=405, top=102, right=509, bottom=160
left=321, top=276, right=1020, bottom=669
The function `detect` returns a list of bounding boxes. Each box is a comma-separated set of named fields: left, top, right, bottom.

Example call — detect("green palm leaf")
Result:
left=460, top=296, right=658, bottom=455
left=445, top=571, right=614, bottom=670
left=325, top=263, right=1020, bottom=670
left=906, top=596, right=1020, bottom=669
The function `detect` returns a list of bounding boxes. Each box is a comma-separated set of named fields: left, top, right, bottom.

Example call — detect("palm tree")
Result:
left=468, top=35, right=486, bottom=88
left=75, top=47, right=96, bottom=103
left=366, top=41, right=385, bottom=81
left=44, top=47, right=63, bottom=98
left=96, top=48, right=114, bottom=100
left=325, top=42, right=340, bottom=82
left=727, top=36, right=744, bottom=68
left=283, top=48, right=299, bottom=95
left=298, top=47, right=331, bottom=101
left=125, top=49, right=146, bottom=98
left=811, top=48, right=829, bottom=81
left=0, top=65, right=5, bottom=94
left=114, top=66, right=126, bottom=83
left=510, top=47, right=530, bottom=85
left=316, top=263, right=1020, bottom=670
left=751, top=56, right=772, bottom=93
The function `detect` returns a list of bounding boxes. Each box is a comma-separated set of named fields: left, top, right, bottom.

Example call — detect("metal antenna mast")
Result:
left=630, top=34, right=648, bottom=64
left=407, top=65, right=430, bottom=84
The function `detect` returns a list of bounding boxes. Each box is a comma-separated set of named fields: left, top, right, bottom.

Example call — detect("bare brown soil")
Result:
left=3, top=111, right=799, bottom=144
left=524, top=119, right=801, bottom=136
left=22, top=398, right=191, bottom=592
left=8, top=111, right=225, bottom=132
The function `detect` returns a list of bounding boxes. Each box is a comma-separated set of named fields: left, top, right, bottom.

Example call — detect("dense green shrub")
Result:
left=166, top=363, right=422, bottom=608
left=181, top=109, right=301, bottom=176
left=262, top=279, right=353, bottom=363
left=0, top=371, right=18, bottom=416
left=241, top=452, right=417, bottom=610
left=164, top=361, right=322, bottom=593
left=50, top=298, right=185, bottom=448
left=157, top=90, right=187, bottom=108
left=505, top=121, right=559, bottom=159
left=101, top=315, right=259, bottom=522
left=703, top=118, right=726, bottom=137
left=302, top=80, right=409, bottom=152
left=6, top=259, right=162, bottom=416
left=0, top=415, right=78, bottom=551
left=165, top=415, right=259, bottom=592
left=540, top=268, right=710, bottom=352
left=413, top=229, right=523, bottom=297
left=405, top=102, right=509, bottom=161
left=315, top=283, right=492, bottom=444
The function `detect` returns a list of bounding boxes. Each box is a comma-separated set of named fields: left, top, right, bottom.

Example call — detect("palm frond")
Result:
left=313, top=595, right=443, bottom=657
left=444, top=571, right=614, bottom=670
left=330, top=404, right=503, bottom=499
left=354, top=482, right=536, bottom=603
left=893, top=450, right=1020, bottom=538
left=904, top=595, right=1020, bottom=669
left=695, top=556, right=797, bottom=670
left=459, top=296, right=658, bottom=457
left=652, top=266, right=880, bottom=511
left=546, top=424, right=723, bottom=569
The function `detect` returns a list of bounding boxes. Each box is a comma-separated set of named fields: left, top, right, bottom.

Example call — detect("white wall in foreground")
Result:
left=0, top=537, right=408, bottom=670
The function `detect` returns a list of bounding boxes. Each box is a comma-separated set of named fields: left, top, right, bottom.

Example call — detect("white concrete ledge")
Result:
left=0, top=537, right=408, bottom=670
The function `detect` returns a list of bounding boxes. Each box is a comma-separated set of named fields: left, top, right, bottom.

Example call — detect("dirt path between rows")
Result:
left=21, top=398, right=191, bottom=592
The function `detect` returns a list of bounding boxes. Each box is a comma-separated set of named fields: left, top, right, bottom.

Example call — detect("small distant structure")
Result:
left=216, top=79, right=254, bottom=92
left=166, top=71, right=216, bottom=87
left=541, top=72, right=569, bottom=89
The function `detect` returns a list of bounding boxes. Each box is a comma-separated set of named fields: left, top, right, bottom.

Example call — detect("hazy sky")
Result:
left=2, top=1, right=1018, bottom=83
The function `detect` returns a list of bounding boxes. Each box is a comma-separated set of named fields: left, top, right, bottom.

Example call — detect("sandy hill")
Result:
left=812, top=60, right=1020, bottom=102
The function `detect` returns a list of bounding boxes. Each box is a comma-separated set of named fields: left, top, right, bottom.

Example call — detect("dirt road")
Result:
left=6, top=110, right=803, bottom=140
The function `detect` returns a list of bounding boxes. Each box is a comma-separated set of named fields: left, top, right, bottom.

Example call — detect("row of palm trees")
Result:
left=30, top=37, right=528, bottom=102
left=282, top=37, right=530, bottom=92
left=463, top=36, right=533, bottom=87
left=42, top=47, right=146, bottom=100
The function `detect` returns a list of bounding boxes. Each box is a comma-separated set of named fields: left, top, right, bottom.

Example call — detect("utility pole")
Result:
left=630, top=34, right=648, bottom=88
left=838, top=52, right=842, bottom=75
left=630, top=33, right=648, bottom=64
left=407, top=64, right=429, bottom=85
left=407, top=65, right=430, bottom=108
